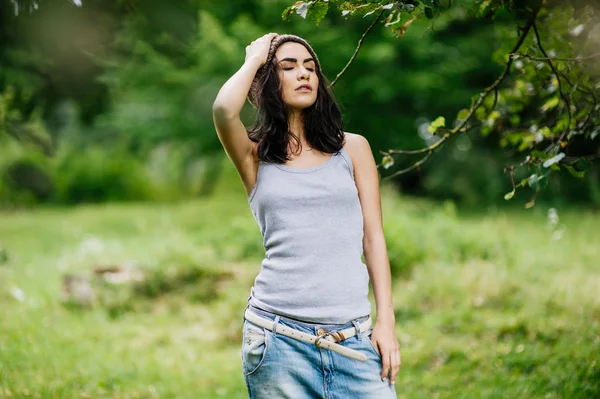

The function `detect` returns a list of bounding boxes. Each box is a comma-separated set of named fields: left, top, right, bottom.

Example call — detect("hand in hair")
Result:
left=246, top=33, right=279, bottom=67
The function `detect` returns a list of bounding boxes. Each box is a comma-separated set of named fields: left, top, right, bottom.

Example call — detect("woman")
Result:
left=212, top=33, right=401, bottom=398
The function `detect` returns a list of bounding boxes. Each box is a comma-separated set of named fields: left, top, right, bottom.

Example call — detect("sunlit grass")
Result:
left=1, top=178, right=599, bottom=398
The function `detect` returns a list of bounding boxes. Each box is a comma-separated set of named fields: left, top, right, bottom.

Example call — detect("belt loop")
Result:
left=272, top=315, right=281, bottom=336
left=243, top=304, right=249, bottom=324
left=352, top=320, right=362, bottom=341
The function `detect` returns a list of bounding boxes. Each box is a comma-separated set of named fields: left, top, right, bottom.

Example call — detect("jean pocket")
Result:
left=242, top=320, right=270, bottom=375
left=364, top=329, right=382, bottom=361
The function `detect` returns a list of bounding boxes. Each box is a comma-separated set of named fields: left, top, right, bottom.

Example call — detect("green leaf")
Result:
left=531, top=150, right=550, bottom=160
left=541, top=96, right=560, bottom=112
left=577, top=158, right=591, bottom=171
left=539, top=126, right=553, bottom=138
left=296, top=2, right=309, bottom=19
left=428, top=116, right=445, bottom=134
left=527, top=172, right=550, bottom=188
left=507, top=132, right=522, bottom=146
left=457, top=108, right=470, bottom=121
left=361, top=4, right=380, bottom=18
left=282, top=6, right=295, bottom=20
left=424, top=6, right=433, bottom=19
left=504, top=189, right=515, bottom=200
left=542, top=152, right=565, bottom=168
left=488, top=110, right=501, bottom=122
left=518, top=134, right=535, bottom=151
left=475, top=106, right=487, bottom=121
left=527, top=174, right=541, bottom=187
left=518, top=178, right=529, bottom=188
left=308, top=2, right=329, bottom=25
left=563, top=164, right=585, bottom=179
left=381, top=154, right=394, bottom=170
left=554, top=117, right=569, bottom=133
left=479, top=0, right=492, bottom=14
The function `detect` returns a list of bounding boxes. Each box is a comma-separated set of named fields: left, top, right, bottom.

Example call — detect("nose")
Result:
left=298, top=67, right=310, bottom=80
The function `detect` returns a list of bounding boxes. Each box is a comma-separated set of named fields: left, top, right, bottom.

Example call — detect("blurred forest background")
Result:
left=1, top=0, right=598, bottom=208
left=1, top=0, right=599, bottom=398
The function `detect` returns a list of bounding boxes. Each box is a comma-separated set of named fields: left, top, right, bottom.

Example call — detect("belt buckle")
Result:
left=314, top=328, right=329, bottom=348
left=314, top=328, right=346, bottom=347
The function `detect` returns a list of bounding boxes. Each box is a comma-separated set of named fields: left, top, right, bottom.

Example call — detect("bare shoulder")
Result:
left=343, top=132, right=373, bottom=170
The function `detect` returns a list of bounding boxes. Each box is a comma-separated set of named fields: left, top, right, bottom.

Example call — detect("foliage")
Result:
left=285, top=0, right=600, bottom=206
left=1, top=0, right=598, bottom=207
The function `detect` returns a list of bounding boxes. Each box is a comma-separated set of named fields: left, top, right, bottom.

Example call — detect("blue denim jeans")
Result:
left=240, top=305, right=398, bottom=399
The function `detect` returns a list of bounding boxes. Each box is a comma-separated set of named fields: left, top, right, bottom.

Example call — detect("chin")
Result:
left=288, top=100, right=317, bottom=110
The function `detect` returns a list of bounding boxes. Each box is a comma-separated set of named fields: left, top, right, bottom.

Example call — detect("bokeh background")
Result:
left=1, top=0, right=599, bottom=398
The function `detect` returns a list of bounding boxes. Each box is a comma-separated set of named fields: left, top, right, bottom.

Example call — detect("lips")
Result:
left=295, top=84, right=312, bottom=92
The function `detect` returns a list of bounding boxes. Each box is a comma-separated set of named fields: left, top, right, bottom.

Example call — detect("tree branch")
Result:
left=328, top=10, right=384, bottom=88
left=563, top=150, right=600, bottom=164
left=382, top=13, right=538, bottom=160
left=509, top=51, right=600, bottom=62
left=553, top=68, right=598, bottom=134
left=533, top=21, right=573, bottom=154
left=380, top=150, right=433, bottom=180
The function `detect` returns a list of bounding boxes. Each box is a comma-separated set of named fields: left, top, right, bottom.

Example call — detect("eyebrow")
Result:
left=277, top=57, right=315, bottom=64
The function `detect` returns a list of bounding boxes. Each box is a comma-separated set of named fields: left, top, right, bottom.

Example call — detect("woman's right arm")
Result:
left=212, top=33, right=278, bottom=195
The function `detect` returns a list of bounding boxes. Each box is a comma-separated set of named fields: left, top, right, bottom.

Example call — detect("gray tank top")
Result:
left=247, top=146, right=372, bottom=324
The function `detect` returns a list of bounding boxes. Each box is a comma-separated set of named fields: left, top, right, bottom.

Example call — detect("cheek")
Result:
left=278, top=75, right=292, bottom=100
left=282, top=73, right=294, bottom=86
left=282, top=77, right=295, bottom=96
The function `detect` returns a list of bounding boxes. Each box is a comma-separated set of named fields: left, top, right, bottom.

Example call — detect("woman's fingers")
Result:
left=389, top=347, right=401, bottom=384
left=245, top=33, right=279, bottom=65
left=379, top=343, right=402, bottom=384
left=379, top=342, right=390, bottom=381
left=258, top=32, right=277, bottom=42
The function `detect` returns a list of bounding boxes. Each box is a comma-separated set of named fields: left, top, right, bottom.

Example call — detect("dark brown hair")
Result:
left=247, top=34, right=345, bottom=164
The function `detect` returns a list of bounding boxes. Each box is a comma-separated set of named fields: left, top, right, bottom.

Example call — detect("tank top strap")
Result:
left=338, top=146, right=354, bottom=179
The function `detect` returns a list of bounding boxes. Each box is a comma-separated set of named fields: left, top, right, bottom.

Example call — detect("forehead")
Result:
left=275, top=42, right=313, bottom=61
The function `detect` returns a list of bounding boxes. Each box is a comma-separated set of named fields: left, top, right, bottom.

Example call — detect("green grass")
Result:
left=1, top=179, right=599, bottom=398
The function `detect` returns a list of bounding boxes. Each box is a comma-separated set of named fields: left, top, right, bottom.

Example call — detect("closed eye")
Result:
left=283, top=67, right=315, bottom=72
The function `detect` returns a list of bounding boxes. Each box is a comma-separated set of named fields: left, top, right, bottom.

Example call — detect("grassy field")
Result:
left=1, top=177, right=599, bottom=399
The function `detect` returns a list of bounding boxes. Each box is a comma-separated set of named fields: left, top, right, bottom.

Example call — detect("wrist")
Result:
left=375, top=316, right=395, bottom=327
left=245, top=56, right=264, bottom=70
left=375, top=309, right=395, bottom=326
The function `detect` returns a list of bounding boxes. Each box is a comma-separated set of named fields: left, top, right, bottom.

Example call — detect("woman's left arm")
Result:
left=345, top=133, right=401, bottom=385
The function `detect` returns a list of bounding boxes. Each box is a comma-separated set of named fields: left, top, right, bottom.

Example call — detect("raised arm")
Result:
left=212, top=32, right=278, bottom=196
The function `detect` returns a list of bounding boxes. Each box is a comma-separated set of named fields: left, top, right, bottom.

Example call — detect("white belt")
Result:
left=244, top=308, right=371, bottom=362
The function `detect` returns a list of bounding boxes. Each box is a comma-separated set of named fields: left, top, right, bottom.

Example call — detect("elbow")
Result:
left=363, top=232, right=385, bottom=251
left=212, top=101, right=238, bottom=121
left=212, top=100, right=226, bottom=116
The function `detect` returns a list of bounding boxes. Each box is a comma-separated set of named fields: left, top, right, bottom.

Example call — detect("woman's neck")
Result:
left=288, top=112, right=307, bottom=149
